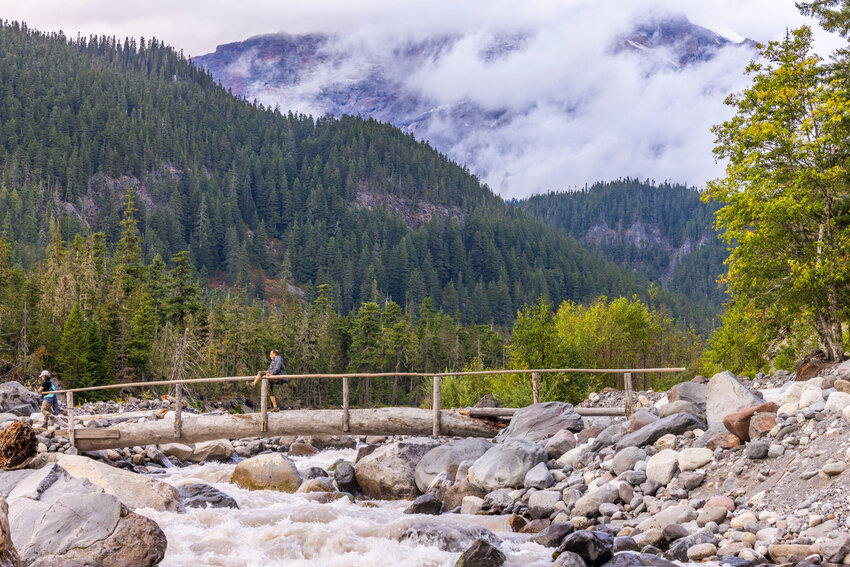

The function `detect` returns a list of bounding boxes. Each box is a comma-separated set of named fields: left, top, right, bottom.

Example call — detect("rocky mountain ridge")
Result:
left=193, top=15, right=756, bottom=196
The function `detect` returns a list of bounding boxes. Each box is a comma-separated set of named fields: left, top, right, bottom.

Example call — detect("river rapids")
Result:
left=138, top=448, right=555, bottom=566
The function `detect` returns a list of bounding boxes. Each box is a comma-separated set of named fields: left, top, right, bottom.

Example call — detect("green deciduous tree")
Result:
left=706, top=27, right=850, bottom=361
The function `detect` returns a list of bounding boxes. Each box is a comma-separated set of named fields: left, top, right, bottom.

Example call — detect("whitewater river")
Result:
left=138, top=448, right=555, bottom=567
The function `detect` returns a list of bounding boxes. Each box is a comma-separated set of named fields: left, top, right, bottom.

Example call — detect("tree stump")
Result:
left=0, top=422, right=36, bottom=470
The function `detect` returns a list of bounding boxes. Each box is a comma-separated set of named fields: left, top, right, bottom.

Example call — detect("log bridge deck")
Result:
left=54, top=367, right=685, bottom=452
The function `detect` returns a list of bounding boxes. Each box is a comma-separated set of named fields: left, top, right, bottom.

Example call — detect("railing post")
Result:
left=174, top=382, right=182, bottom=438
left=532, top=371, right=540, bottom=404
left=624, top=372, right=633, bottom=419
left=260, top=378, right=269, bottom=433
left=342, top=377, right=350, bottom=432
left=66, top=392, right=75, bottom=447
left=432, top=375, right=441, bottom=436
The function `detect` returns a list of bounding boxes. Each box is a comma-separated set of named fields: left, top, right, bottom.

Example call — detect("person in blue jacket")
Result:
left=37, top=370, right=59, bottom=418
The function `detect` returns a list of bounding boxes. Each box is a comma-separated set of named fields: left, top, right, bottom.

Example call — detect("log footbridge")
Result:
left=54, top=368, right=685, bottom=452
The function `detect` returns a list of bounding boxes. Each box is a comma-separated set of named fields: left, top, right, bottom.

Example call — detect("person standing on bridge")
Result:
left=249, top=349, right=287, bottom=412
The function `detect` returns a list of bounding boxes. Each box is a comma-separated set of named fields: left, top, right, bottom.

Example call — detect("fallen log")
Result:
left=71, top=407, right=503, bottom=451
left=460, top=407, right=626, bottom=418
left=75, top=410, right=166, bottom=424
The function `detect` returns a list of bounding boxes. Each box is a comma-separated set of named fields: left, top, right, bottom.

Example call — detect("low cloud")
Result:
left=3, top=0, right=845, bottom=196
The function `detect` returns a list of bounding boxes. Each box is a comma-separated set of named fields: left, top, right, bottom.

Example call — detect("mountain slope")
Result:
left=518, top=180, right=728, bottom=309
left=0, top=22, right=713, bottom=328
left=193, top=14, right=756, bottom=196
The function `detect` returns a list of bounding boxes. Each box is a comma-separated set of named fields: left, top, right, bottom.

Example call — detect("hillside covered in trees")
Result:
left=0, top=21, right=705, bottom=329
left=518, top=180, right=728, bottom=310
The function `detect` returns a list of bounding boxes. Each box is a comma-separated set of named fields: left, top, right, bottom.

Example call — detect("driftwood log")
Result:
left=0, top=422, right=36, bottom=470
left=72, top=407, right=503, bottom=451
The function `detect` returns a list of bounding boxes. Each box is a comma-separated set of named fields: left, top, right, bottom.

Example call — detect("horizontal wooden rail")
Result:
left=50, top=367, right=686, bottom=395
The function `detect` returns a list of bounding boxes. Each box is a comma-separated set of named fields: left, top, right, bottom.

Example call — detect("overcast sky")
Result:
left=0, top=0, right=843, bottom=59
left=0, top=1, right=845, bottom=196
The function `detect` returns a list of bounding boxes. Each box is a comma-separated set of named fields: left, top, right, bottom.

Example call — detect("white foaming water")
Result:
left=138, top=449, right=554, bottom=567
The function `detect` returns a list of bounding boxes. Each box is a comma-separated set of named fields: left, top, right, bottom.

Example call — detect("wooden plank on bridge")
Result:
left=72, top=407, right=503, bottom=451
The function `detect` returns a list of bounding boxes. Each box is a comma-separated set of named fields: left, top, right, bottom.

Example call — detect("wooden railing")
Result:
left=52, top=367, right=686, bottom=446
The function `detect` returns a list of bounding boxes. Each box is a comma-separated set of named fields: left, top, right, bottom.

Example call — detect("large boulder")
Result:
left=231, top=453, right=303, bottom=492
left=658, top=400, right=703, bottom=421
left=555, top=530, right=614, bottom=567
left=158, top=442, right=194, bottom=461
left=7, top=464, right=166, bottom=567
left=589, top=422, right=628, bottom=452
left=616, top=413, right=705, bottom=449
left=666, top=382, right=706, bottom=409
left=398, top=522, right=501, bottom=553
left=354, top=437, right=439, bottom=499
left=444, top=480, right=487, bottom=509
left=333, top=462, right=362, bottom=496
left=414, top=438, right=492, bottom=493
left=677, top=448, right=713, bottom=471
left=469, top=439, right=548, bottom=491
left=494, top=402, right=583, bottom=444
left=572, top=483, right=619, bottom=518
left=57, top=454, right=182, bottom=512
left=545, top=429, right=578, bottom=458
left=177, top=483, right=238, bottom=509
left=611, top=447, right=646, bottom=475
left=635, top=504, right=697, bottom=532
left=721, top=402, right=778, bottom=442
left=646, top=450, right=678, bottom=485
left=188, top=439, right=234, bottom=462
left=0, top=383, right=39, bottom=417
left=705, top=371, right=764, bottom=424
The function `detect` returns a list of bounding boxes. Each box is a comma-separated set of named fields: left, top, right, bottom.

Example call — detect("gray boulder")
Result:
left=494, top=402, right=583, bottom=444
left=354, top=437, right=440, bottom=499
left=524, top=462, right=555, bottom=489
left=616, top=413, right=705, bottom=449
left=666, top=382, right=706, bottom=409
left=662, top=528, right=718, bottom=562
left=469, top=439, right=548, bottom=491
left=231, top=453, right=303, bottom=492
left=398, top=522, right=501, bottom=552
left=529, top=489, right=564, bottom=519
left=188, top=439, right=234, bottom=462
left=177, top=483, right=238, bottom=509
left=58, top=454, right=182, bottom=512
left=705, top=371, right=763, bottom=424
left=414, top=438, right=492, bottom=493
left=611, top=447, right=646, bottom=475
left=545, top=429, right=578, bottom=458
left=572, top=483, right=619, bottom=518
left=6, top=464, right=166, bottom=566
left=0, top=383, right=40, bottom=417
left=589, top=422, right=628, bottom=452
left=658, top=400, right=704, bottom=421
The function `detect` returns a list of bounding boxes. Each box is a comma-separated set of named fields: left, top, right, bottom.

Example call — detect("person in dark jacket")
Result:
left=248, top=349, right=287, bottom=411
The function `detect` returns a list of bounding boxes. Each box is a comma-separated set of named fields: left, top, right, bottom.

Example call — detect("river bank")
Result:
left=3, top=365, right=850, bottom=565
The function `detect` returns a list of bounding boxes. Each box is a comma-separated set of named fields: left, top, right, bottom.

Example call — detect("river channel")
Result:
left=138, top=448, right=555, bottom=566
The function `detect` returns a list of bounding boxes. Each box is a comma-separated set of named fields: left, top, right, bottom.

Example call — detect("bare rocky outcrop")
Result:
left=4, top=464, right=165, bottom=566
